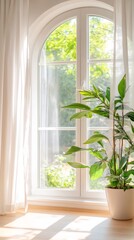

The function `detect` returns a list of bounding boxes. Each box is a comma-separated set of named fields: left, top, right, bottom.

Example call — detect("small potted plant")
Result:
left=63, top=75, right=134, bottom=220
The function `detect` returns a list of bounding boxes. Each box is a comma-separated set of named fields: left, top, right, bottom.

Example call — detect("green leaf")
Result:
left=63, top=103, right=91, bottom=111
left=70, top=111, right=92, bottom=120
left=124, top=170, right=134, bottom=178
left=108, top=158, right=114, bottom=173
left=119, top=156, right=128, bottom=170
left=88, top=148, right=106, bottom=160
left=115, top=104, right=130, bottom=110
left=82, top=96, right=96, bottom=101
left=116, top=169, right=122, bottom=176
left=92, top=109, right=109, bottom=118
left=93, top=131, right=104, bottom=147
left=131, top=123, right=134, bottom=133
left=118, top=74, right=126, bottom=100
left=79, top=90, right=95, bottom=97
left=64, top=146, right=83, bottom=155
left=125, top=111, right=134, bottom=121
left=115, top=135, right=128, bottom=140
left=105, top=87, right=110, bottom=101
left=128, top=161, right=134, bottom=165
left=90, top=162, right=106, bottom=180
left=107, top=175, right=120, bottom=180
left=114, top=99, right=122, bottom=105
left=110, top=182, right=118, bottom=188
left=67, top=161, right=89, bottom=168
left=115, top=104, right=123, bottom=110
left=108, top=180, right=119, bottom=188
left=84, top=133, right=109, bottom=144
left=98, top=140, right=104, bottom=147
left=79, top=90, right=91, bottom=96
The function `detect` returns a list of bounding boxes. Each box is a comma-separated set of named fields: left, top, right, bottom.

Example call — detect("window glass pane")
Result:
left=45, top=19, right=76, bottom=62
left=38, top=64, right=76, bottom=128
left=89, top=114, right=109, bottom=128
left=39, top=130, right=76, bottom=189
left=89, top=62, right=113, bottom=89
left=38, top=18, right=77, bottom=190
left=88, top=62, right=113, bottom=127
left=87, top=16, right=114, bottom=191
left=89, top=16, right=114, bottom=60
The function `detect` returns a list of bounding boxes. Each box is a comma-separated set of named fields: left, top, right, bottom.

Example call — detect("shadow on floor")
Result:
left=0, top=211, right=134, bottom=240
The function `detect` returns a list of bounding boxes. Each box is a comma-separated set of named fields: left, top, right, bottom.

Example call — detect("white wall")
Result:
left=29, top=0, right=114, bottom=26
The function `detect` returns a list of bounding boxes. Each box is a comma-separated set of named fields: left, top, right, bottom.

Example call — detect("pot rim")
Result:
left=105, top=187, right=134, bottom=191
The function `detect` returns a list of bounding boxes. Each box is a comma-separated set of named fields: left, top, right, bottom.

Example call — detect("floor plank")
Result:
left=0, top=209, right=134, bottom=239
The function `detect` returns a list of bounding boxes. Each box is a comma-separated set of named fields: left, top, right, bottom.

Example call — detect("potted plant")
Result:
left=63, top=74, right=134, bottom=220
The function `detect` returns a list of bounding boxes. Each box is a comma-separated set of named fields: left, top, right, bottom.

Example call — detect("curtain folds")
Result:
left=114, top=0, right=134, bottom=99
left=109, top=0, right=134, bottom=148
left=0, top=0, right=30, bottom=214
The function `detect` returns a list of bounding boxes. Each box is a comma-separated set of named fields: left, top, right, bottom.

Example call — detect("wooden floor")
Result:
left=0, top=208, right=134, bottom=240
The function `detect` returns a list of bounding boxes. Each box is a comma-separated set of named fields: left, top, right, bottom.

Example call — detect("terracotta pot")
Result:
left=105, top=188, right=134, bottom=220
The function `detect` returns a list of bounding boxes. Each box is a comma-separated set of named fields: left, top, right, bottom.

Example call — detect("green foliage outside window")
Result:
left=42, top=16, right=113, bottom=189
left=45, top=19, right=76, bottom=61
left=44, top=155, right=76, bottom=188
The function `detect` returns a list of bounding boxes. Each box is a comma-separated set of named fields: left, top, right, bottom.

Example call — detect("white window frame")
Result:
left=30, top=7, right=113, bottom=203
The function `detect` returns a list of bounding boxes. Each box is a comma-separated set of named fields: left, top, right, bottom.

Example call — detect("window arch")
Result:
left=31, top=6, right=114, bottom=204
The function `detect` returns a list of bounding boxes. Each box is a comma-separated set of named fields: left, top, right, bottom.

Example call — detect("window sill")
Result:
left=28, top=196, right=108, bottom=212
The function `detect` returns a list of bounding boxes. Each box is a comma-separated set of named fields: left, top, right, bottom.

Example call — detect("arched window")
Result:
left=31, top=7, right=114, bottom=203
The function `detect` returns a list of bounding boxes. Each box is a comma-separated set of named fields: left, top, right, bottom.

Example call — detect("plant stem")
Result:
left=126, top=149, right=130, bottom=172
left=120, top=102, right=124, bottom=159
left=113, top=110, right=116, bottom=174
left=118, top=121, right=133, bottom=146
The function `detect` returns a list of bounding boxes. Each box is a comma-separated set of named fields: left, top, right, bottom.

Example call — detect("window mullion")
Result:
left=73, top=9, right=81, bottom=197
left=79, top=9, right=89, bottom=198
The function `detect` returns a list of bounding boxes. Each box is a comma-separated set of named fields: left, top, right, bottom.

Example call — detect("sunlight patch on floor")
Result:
left=64, top=216, right=106, bottom=232
left=0, top=212, right=108, bottom=240
left=5, top=212, right=64, bottom=230
left=0, top=227, right=41, bottom=239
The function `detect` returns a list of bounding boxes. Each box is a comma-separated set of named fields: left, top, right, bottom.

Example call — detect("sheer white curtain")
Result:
left=39, top=49, right=59, bottom=166
left=0, top=0, right=30, bottom=214
left=113, top=0, right=134, bottom=99
left=108, top=0, right=134, bottom=159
